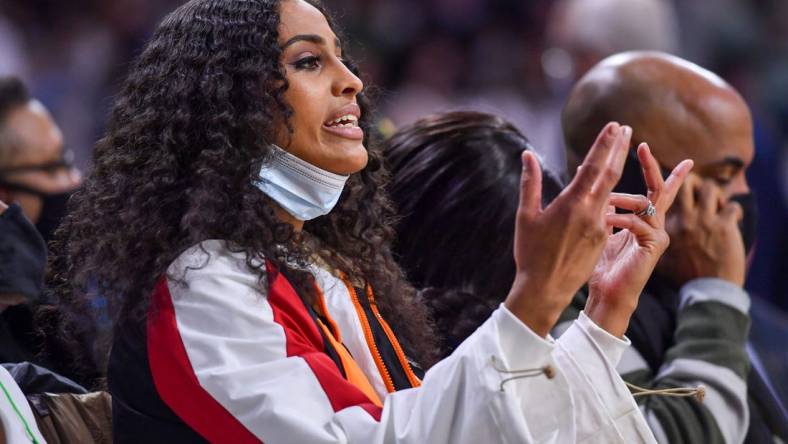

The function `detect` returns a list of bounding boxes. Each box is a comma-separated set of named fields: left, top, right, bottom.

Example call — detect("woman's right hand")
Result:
left=504, top=122, right=632, bottom=337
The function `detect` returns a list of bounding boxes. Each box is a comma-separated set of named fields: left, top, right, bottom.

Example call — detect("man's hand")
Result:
left=0, top=200, right=7, bottom=215
left=585, top=144, right=693, bottom=337
left=658, top=175, right=746, bottom=287
left=505, top=122, right=632, bottom=337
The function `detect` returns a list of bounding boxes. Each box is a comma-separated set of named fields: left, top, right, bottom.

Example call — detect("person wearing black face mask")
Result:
left=562, top=52, right=788, bottom=444
left=0, top=161, right=76, bottom=244
left=0, top=77, right=90, bottom=384
left=0, top=77, right=82, bottom=245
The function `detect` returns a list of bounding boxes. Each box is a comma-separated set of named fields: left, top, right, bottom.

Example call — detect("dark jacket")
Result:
left=558, top=277, right=788, bottom=443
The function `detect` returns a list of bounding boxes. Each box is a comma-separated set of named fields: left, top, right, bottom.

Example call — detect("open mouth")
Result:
left=322, top=113, right=363, bottom=140
left=324, top=114, right=359, bottom=128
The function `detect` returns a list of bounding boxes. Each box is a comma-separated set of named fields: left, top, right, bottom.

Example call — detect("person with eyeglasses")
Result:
left=0, top=76, right=90, bottom=386
left=0, top=76, right=82, bottom=246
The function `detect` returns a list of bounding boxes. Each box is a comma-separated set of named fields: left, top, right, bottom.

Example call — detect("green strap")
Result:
left=0, top=379, right=39, bottom=443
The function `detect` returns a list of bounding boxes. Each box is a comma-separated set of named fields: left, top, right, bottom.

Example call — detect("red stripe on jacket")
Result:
left=147, top=262, right=382, bottom=443
left=147, top=277, right=261, bottom=443
left=265, top=261, right=383, bottom=421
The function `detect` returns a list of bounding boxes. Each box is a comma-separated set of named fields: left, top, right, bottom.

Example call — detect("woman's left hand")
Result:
left=585, top=143, right=693, bottom=337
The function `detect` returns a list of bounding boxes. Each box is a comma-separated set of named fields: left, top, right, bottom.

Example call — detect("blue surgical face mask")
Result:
left=253, top=144, right=349, bottom=221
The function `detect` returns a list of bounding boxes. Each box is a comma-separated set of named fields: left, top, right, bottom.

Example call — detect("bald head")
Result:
left=563, top=51, right=753, bottom=197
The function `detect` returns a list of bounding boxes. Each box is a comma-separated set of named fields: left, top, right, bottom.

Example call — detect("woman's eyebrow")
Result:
left=282, top=34, right=341, bottom=50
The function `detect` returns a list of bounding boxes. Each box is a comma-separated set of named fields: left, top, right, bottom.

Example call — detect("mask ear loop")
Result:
left=625, top=381, right=706, bottom=403
left=490, top=356, right=556, bottom=392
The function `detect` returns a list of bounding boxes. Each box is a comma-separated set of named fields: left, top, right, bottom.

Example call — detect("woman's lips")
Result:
left=323, top=103, right=362, bottom=140
left=322, top=123, right=364, bottom=140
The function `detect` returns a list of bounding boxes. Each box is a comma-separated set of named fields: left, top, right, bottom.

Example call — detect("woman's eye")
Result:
left=293, top=56, right=321, bottom=71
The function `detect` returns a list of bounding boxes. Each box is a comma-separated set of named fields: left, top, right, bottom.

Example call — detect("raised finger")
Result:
left=720, top=201, right=743, bottom=224
left=676, top=173, right=699, bottom=213
left=637, top=143, right=664, bottom=203
left=660, top=159, right=694, bottom=211
left=590, top=125, right=632, bottom=199
left=518, top=151, right=543, bottom=218
left=698, top=179, right=721, bottom=217
left=569, top=122, right=621, bottom=194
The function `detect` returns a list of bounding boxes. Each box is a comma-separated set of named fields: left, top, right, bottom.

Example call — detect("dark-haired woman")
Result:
left=51, top=1, right=679, bottom=443
left=386, top=112, right=565, bottom=356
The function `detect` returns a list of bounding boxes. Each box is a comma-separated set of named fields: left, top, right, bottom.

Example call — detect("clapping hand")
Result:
left=585, top=144, right=693, bottom=337
left=505, top=122, right=635, bottom=337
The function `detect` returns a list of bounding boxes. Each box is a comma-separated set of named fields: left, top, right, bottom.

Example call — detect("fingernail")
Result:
left=607, top=122, right=620, bottom=136
left=622, top=126, right=632, bottom=137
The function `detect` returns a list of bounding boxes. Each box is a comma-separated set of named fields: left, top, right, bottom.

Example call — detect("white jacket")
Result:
left=0, top=365, right=47, bottom=444
left=145, top=240, right=656, bottom=443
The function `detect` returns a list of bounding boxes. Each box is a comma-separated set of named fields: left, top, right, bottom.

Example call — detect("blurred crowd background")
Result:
left=1, top=0, right=786, bottom=394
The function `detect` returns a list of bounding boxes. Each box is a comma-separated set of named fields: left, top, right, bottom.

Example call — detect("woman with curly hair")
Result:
left=47, top=0, right=689, bottom=442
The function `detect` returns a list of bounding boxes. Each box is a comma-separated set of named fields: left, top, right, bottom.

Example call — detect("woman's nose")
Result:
left=333, top=61, right=364, bottom=97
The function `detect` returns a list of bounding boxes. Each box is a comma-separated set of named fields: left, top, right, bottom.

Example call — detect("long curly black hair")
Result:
left=44, top=0, right=438, bottom=384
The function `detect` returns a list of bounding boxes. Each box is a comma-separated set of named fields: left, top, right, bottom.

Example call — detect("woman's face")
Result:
left=276, top=0, right=367, bottom=175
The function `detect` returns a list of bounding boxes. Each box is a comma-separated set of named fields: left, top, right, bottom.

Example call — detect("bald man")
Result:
left=559, top=52, right=787, bottom=444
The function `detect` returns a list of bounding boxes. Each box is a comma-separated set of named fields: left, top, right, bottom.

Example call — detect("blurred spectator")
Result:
left=0, top=77, right=58, bottom=366
left=0, top=77, right=97, bottom=390
left=0, top=16, right=28, bottom=79
left=544, top=0, right=679, bottom=84
left=0, top=76, right=82, bottom=244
